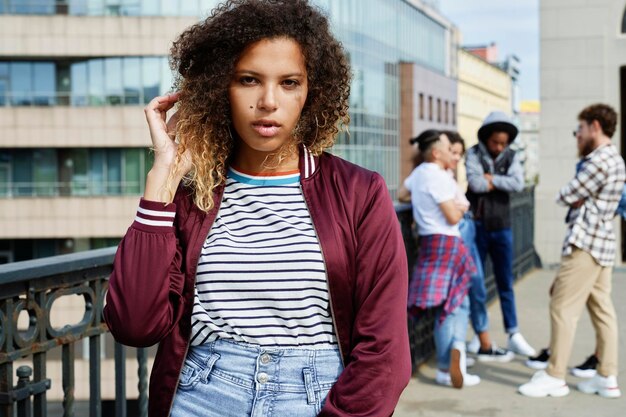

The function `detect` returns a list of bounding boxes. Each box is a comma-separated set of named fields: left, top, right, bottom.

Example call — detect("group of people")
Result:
left=400, top=112, right=536, bottom=388
left=100, top=1, right=622, bottom=415
left=402, top=104, right=623, bottom=399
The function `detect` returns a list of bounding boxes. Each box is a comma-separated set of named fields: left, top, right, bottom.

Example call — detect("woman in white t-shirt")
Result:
left=399, top=129, right=480, bottom=388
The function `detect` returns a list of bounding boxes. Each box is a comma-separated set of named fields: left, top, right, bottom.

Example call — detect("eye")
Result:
left=282, top=79, right=300, bottom=89
left=239, top=76, right=257, bottom=85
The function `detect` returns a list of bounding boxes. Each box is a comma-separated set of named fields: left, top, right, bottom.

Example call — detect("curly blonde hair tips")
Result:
left=167, top=0, right=351, bottom=212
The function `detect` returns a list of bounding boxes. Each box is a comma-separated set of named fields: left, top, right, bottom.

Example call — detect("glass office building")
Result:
left=0, top=0, right=455, bottom=261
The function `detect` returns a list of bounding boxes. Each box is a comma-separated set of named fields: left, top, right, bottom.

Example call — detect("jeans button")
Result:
left=257, top=372, right=269, bottom=384
left=260, top=354, right=271, bottom=364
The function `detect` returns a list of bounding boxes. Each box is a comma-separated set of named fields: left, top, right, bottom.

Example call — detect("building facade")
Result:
left=0, top=0, right=458, bottom=263
left=538, top=0, right=626, bottom=264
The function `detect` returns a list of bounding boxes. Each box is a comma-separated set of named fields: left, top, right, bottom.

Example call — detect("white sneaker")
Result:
left=577, top=374, right=622, bottom=398
left=435, top=369, right=452, bottom=386
left=508, top=332, right=536, bottom=357
left=463, top=372, right=481, bottom=387
left=467, top=335, right=480, bottom=354
left=454, top=341, right=481, bottom=387
left=518, top=370, right=570, bottom=398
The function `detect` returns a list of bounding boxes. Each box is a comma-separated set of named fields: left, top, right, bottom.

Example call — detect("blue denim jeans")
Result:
left=170, top=339, right=343, bottom=417
left=434, top=296, right=470, bottom=370
left=459, top=217, right=489, bottom=334
left=474, top=221, right=519, bottom=334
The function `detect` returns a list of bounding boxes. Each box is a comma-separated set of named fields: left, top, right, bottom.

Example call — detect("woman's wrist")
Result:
left=144, top=167, right=182, bottom=203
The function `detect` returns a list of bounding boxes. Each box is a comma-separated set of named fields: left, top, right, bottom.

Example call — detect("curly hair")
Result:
left=168, top=0, right=351, bottom=212
left=578, top=103, right=618, bottom=138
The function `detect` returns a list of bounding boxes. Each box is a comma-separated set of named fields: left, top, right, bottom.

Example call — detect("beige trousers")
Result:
left=547, top=248, right=618, bottom=379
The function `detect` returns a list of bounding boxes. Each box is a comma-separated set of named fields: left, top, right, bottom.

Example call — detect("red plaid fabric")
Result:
left=408, top=234, right=476, bottom=322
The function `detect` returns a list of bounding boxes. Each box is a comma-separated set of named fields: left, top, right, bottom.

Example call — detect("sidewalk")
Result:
left=395, top=268, right=625, bottom=417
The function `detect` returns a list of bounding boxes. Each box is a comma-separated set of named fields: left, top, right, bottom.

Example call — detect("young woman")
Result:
left=103, top=1, right=411, bottom=416
left=445, top=131, right=515, bottom=363
left=399, top=129, right=479, bottom=389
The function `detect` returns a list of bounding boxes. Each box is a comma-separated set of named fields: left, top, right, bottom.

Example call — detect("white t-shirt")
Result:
left=404, top=162, right=460, bottom=236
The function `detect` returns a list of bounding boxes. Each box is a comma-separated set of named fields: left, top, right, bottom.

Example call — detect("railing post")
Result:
left=114, top=343, right=126, bottom=417
left=137, top=348, right=148, bottom=417
left=16, top=366, right=32, bottom=417
left=62, top=344, right=75, bottom=417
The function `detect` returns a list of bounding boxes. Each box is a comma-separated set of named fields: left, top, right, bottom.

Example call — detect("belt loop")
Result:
left=303, top=368, right=316, bottom=405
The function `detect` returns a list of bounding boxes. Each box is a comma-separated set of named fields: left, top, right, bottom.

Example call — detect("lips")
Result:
left=252, top=120, right=281, bottom=137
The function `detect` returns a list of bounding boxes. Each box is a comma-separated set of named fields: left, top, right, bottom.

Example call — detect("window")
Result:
left=418, top=93, right=424, bottom=120
left=622, top=7, right=626, bottom=33
left=124, top=58, right=141, bottom=105
left=0, top=63, right=7, bottom=106
left=437, top=98, right=441, bottom=123
left=444, top=100, right=449, bottom=124
left=428, top=95, right=433, bottom=121
left=0, top=148, right=152, bottom=198
left=452, top=102, right=457, bottom=126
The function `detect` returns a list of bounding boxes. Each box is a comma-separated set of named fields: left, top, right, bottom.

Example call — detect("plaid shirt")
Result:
left=408, top=234, right=475, bottom=322
left=557, top=144, right=626, bottom=267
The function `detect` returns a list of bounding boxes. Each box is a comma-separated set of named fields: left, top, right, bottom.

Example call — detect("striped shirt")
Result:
left=557, top=144, right=626, bottom=267
left=189, top=167, right=337, bottom=348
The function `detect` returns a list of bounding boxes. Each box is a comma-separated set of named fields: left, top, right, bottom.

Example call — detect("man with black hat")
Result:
left=465, top=111, right=536, bottom=359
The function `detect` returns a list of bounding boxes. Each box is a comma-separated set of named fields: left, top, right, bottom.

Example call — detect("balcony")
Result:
left=0, top=188, right=539, bottom=416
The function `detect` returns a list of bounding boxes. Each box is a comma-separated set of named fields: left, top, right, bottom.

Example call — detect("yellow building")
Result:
left=457, top=47, right=512, bottom=150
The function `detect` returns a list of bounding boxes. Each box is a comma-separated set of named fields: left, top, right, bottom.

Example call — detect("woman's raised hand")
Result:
left=143, top=92, right=192, bottom=202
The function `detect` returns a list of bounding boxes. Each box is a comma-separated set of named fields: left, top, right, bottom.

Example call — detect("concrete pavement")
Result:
left=394, top=267, right=626, bottom=417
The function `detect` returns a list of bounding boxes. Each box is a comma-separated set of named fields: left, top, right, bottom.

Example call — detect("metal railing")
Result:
left=0, top=248, right=147, bottom=417
left=0, top=187, right=539, bottom=414
left=398, top=186, right=540, bottom=370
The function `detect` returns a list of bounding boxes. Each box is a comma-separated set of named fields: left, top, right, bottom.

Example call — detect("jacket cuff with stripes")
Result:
left=132, top=198, right=176, bottom=233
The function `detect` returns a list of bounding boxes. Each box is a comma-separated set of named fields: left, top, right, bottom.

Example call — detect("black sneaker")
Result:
left=570, top=354, right=598, bottom=378
left=477, top=344, right=515, bottom=363
left=525, top=348, right=550, bottom=370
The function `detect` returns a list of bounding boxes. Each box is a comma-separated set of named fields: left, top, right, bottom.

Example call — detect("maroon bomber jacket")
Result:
left=104, top=147, right=411, bottom=417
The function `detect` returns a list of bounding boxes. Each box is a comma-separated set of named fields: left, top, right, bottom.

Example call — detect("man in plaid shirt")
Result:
left=520, top=103, right=625, bottom=399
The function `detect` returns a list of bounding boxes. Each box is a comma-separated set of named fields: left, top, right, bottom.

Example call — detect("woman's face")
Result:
left=229, top=37, right=308, bottom=160
left=448, top=142, right=464, bottom=170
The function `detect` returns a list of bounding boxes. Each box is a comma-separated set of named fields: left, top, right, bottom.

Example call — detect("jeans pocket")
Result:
left=178, top=350, right=220, bottom=391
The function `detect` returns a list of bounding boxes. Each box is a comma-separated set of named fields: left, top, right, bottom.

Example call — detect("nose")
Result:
left=258, top=85, right=278, bottom=112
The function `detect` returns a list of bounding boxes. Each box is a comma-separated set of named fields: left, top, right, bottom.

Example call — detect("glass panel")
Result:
left=89, top=149, right=106, bottom=195
left=180, top=0, right=198, bottom=16
left=160, top=57, right=172, bottom=96
left=123, top=57, right=141, bottom=104
left=88, top=59, right=105, bottom=105
left=105, top=58, right=123, bottom=105
left=105, top=0, right=123, bottom=16
left=70, top=149, right=89, bottom=196
left=12, top=150, right=33, bottom=196
left=121, top=0, right=141, bottom=16
left=71, top=61, right=88, bottom=106
left=32, top=149, right=57, bottom=196
left=33, top=62, right=56, bottom=106
left=10, top=63, right=32, bottom=106
left=87, top=0, right=104, bottom=15
left=106, top=149, right=122, bottom=195
left=0, top=79, right=6, bottom=107
left=0, top=162, right=11, bottom=197
left=123, top=148, right=141, bottom=195
left=69, top=0, right=89, bottom=15
left=141, top=0, right=158, bottom=15
left=142, top=57, right=160, bottom=104
left=161, top=0, right=177, bottom=16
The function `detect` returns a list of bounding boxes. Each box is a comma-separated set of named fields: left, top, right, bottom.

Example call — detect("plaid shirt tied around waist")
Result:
left=407, top=234, right=476, bottom=322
